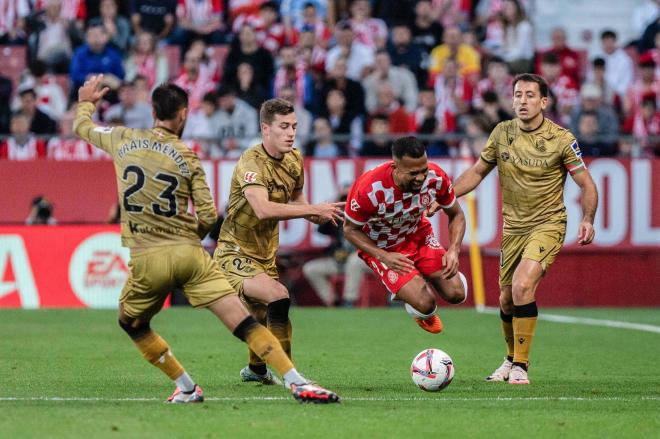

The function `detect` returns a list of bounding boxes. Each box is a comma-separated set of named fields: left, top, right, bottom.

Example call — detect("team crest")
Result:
left=425, top=235, right=441, bottom=249
left=288, top=164, right=299, bottom=178
left=244, top=171, right=257, bottom=183
left=501, top=151, right=510, bottom=161
left=350, top=199, right=360, bottom=212
left=535, top=139, right=546, bottom=152
left=421, top=194, right=431, bottom=206
left=387, top=271, right=399, bottom=284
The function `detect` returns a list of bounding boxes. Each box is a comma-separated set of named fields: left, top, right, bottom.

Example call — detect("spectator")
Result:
left=182, top=91, right=220, bottom=157
left=0, top=0, right=30, bottom=45
left=124, top=32, right=169, bottom=92
left=0, top=74, right=11, bottom=134
left=223, top=25, right=275, bottom=91
left=281, top=0, right=330, bottom=32
left=319, top=56, right=366, bottom=118
left=325, top=20, right=375, bottom=81
left=623, top=54, right=660, bottom=117
left=428, top=25, right=480, bottom=82
left=479, top=90, right=512, bottom=131
left=387, top=23, right=426, bottom=87
left=28, top=0, right=79, bottom=73
left=14, top=61, right=67, bottom=122
left=171, top=0, right=226, bottom=55
left=472, top=56, right=512, bottom=111
left=348, top=0, right=388, bottom=50
left=17, top=88, right=58, bottom=135
left=499, top=0, right=534, bottom=73
left=33, top=0, right=86, bottom=29
left=540, top=52, right=578, bottom=126
left=130, top=0, right=176, bottom=40
left=234, top=62, right=268, bottom=110
left=458, top=114, right=490, bottom=158
left=370, top=82, right=414, bottom=133
left=174, top=49, right=218, bottom=111
left=278, top=86, right=312, bottom=146
left=624, top=94, right=660, bottom=156
left=570, top=83, right=620, bottom=146
left=233, top=1, right=286, bottom=54
left=302, top=190, right=369, bottom=307
left=214, top=85, right=259, bottom=154
left=360, top=114, right=392, bottom=156
left=363, top=50, right=419, bottom=113
left=70, top=20, right=125, bottom=92
left=295, top=29, right=328, bottom=74
left=535, top=27, right=582, bottom=85
left=576, top=111, right=617, bottom=157
left=413, top=87, right=439, bottom=135
left=433, top=58, right=472, bottom=133
left=273, top=46, right=312, bottom=108
left=598, top=29, right=634, bottom=99
left=103, top=81, right=153, bottom=129
left=589, top=57, right=617, bottom=106
left=290, top=2, right=331, bottom=48
left=304, top=117, right=342, bottom=158
left=323, top=88, right=364, bottom=154
left=410, top=0, right=444, bottom=55
left=0, top=113, right=46, bottom=160
left=99, top=0, right=131, bottom=53
left=25, top=196, right=57, bottom=225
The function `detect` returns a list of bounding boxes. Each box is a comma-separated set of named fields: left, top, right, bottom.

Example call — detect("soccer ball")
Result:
left=410, top=348, right=454, bottom=392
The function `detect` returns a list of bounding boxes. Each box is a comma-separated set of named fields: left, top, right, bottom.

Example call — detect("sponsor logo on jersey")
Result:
left=244, top=172, right=257, bottom=183
left=509, top=155, right=549, bottom=168
left=425, top=235, right=441, bottom=249
left=570, top=140, right=582, bottom=158
left=387, top=270, right=399, bottom=284
left=350, top=199, right=360, bottom=211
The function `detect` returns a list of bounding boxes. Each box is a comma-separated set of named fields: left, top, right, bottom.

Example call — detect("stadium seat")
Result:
left=0, top=45, right=27, bottom=92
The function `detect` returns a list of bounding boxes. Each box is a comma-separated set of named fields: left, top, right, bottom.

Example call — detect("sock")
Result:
left=247, top=302, right=268, bottom=374
left=513, top=302, right=538, bottom=366
left=267, top=298, right=292, bottom=359
left=283, top=369, right=307, bottom=387
left=233, top=316, right=294, bottom=377
left=404, top=303, right=436, bottom=320
left=133, top=331, right=184, bottom=380
left=174, top=372, right=195, bottom=393
left=500, top=309, right=514, bottom=360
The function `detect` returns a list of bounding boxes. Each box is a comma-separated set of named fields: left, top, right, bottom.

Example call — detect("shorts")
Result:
left=499, top=223, right=566, bottom=286
left=359, top=224, right=446, bottom=294
left=214, top=249, right=278, bottom=301
left=120, top=244, right=235, bottom=319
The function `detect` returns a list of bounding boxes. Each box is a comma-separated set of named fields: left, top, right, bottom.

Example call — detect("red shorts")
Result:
left=358, top=224, right=446, bottom=294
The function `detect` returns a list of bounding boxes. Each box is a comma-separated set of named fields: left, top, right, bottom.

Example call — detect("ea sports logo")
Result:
left=69, top=232, right=129, bottom=308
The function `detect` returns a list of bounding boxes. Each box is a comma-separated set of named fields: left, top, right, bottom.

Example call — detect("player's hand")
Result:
left=425, top=201, right=441, bottom=217
left=441, top=248, right=459, bottom=279
left=379, top=252, right=415, bottom=275
left=78, top=74, right=110, bottom=104
left=313, top=202, right=345, bottom=225
left=577, top=221, right=595, bottom=245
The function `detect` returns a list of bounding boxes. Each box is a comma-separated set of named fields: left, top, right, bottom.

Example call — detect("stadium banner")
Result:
left=1, top=158, right=658, bottom=250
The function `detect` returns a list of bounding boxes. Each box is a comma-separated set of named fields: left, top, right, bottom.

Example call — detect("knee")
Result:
left=445, top=282, right=466, bottom=305
left=266, top=282, right=289, bottom=303
left=409, top=291, right=436, bottom=315
left=499, top=293, right=513, bottom=314
left=512, top=279, right=535, bottom=303
left=118, top=318, right=151, bottom=340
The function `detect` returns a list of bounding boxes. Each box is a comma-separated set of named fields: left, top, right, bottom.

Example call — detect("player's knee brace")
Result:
left=232, top=315, right=259, bottom=342
left=267, top=298, right=291, bottom=324
left=118, top=319, right=151, bottom=340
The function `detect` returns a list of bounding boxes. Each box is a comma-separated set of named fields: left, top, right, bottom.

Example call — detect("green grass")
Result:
left=1, top=308, right=659, bottom=438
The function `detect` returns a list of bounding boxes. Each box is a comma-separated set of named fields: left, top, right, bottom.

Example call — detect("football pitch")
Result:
left=1, top=307, right=658, bottom=438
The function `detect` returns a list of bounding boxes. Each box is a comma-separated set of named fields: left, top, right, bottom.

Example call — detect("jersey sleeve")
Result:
left=433, top=166, right=456, bottom=208
left=480, top=124, right=499, bottom=165
left=561, top=132, right=587, bottom=175
left=294, top=150, right=305, bottom=192
left=189, top=152, right=218, bottom=237
left=344, top=178, right=376, bottom=225
left=73, top=101, right=127, bottom=155
left=236, top=155, right=267, bottom=191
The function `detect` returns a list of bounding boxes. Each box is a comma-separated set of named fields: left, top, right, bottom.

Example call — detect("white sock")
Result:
left=405, top=303, right=437, bottom=320
left=283, top=368, right=307, bottom=387
left=457, top=272, right=468, bottom=304
left=174, top=371, right=195, bottom=392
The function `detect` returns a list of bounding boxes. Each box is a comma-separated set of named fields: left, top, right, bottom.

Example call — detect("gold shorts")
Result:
left=120, top=244, right=235, bottom=319
left=214, top=249, right=278, bottom=301
left=499, top=224, right=566, bottom=286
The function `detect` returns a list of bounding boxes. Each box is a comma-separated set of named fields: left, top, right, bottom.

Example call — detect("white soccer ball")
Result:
left=410, top=348, right=455, bottom=392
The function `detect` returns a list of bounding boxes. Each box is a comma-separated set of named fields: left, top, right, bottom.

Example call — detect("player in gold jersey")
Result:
left=215, top=98, right=344, bottom=384
left=453, top=74, right=598, bottom=384
left=74, top=76, right=339, bottom=403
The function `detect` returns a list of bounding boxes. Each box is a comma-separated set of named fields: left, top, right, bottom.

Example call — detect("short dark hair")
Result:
left=259, top=1, right=278, bottom=12
left=512, top=73, right=549, bottom=98
left=593, top=57, right=606, bottom=68
left=151, top=83, right=188, bottom=120
left=541, top=52, right=559, bottom=65
left=260, top=98, right=295, bottom=125
left=600, top=30, right=616, bottom=40
left=392, top=136, right=426, bottom=159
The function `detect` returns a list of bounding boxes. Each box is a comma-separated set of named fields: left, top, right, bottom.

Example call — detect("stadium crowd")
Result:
left=0, top=0, right=659, bottom=160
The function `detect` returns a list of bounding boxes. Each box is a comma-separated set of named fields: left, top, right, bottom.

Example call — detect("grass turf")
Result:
left=1, top=307, right=658, bottom=438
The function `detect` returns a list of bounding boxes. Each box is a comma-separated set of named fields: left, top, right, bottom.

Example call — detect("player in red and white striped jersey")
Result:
left=343, top=136, right=467, bottom=334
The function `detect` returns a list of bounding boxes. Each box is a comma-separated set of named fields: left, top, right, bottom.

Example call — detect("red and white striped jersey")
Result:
left=345, top=161, right=456, bottom=249
left=0, top=137, right=46, bottom=160
left=0, top=0, right=30, bottom=36
left=177, top=0, right=223, bottom=26
left=174, top=63, right=219, bottom=111
left=34, top=0, right=86, bottom=20
left=350, top=18, right=387, bottom=50
left=232, top=13, right=286, bottom=53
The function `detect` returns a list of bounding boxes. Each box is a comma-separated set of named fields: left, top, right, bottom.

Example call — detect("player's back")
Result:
left=74, top=102, right=217, bottom=248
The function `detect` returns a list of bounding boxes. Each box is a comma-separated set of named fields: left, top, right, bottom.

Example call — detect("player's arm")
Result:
left=244, top=186, right=343, bottom=224
left=440, top=201, right=466, bottom=279
left=570, top=170, right=598, bottom=245
left=288, top=190, right=345, bottom=224
left=453, top=159, right=495, bottom=198
left=190, top=155, right=219, bottom=238
left=73, top=75, right=122, bottom=154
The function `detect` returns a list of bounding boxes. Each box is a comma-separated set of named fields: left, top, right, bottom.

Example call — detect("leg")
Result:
left=426, top=271, right=467, bottom=304
left=485, top=285, right=516, bottom=382
left=302, top=256, right=339, bottom=306
left=396, top=276, right=444, bottom=334
left=510, top=258, right=543, bottom=370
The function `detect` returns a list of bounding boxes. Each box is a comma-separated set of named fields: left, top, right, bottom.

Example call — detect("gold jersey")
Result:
left=480, top=118, right=586, bottom=235
left=217, top=144, right=304, bottom=263
left=74, top=101, right=217, bottom=248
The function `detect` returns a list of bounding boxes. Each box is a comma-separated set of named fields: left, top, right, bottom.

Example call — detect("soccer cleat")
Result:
left=414, top=314, right=443, bottom=334
left=485, top=358, right=513, bottom=382
left=240, top=366, right=282, bottom=385
left=508, top=365, right=530, bottom=385
left=290, top=382, right=340, bottom=404
left=166, top=384, right=204, bottom=403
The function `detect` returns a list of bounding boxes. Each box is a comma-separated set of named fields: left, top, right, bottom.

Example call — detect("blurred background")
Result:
left=0, top=0, right=658, bottom=310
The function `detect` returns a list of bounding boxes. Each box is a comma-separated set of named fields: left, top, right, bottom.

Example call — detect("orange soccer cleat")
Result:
left=415, top=314, right=444, bottom=334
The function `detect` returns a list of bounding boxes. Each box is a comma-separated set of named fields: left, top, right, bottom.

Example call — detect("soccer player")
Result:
left=453, top=73, right=598, bottom=384
left=214, top=98, right=344, bottom=384
left=343, top=136, right=468, bottom=334
left=73, top=75, right=339, bottom=404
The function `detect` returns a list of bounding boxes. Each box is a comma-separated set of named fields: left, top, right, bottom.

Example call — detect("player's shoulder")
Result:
left=491, top=119, right=516, bottom=136
left=238, top=143, right=267, bottom=163
left=542, top=118, right=573, bottom=138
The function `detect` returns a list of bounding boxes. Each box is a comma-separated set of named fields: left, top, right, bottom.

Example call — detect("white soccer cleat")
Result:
left=485, top=358, right=513, bottom=382
left=166, top=384, right=204, bottom=403
left=508, top=365, right=530, bottom=385
left=240, top=366, right=282, bottom=385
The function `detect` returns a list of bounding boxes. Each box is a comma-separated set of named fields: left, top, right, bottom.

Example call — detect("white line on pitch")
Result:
left=478, top=306, right=660, bottom=334
left=0, top=396, right=658, bottom=402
